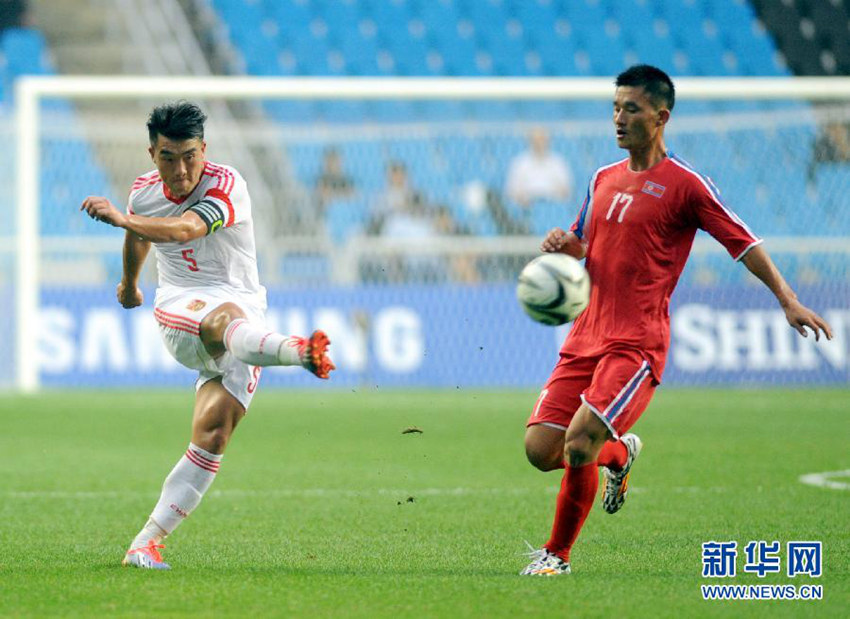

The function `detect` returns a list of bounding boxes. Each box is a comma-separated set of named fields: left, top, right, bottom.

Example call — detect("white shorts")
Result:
left=154, top=288, right=266, bottom=410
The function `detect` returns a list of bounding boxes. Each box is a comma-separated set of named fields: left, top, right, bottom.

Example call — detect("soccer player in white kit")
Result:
left=81, top=101, right=335, bottom=570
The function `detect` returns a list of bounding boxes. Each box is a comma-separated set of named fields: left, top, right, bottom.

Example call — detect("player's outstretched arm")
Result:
left=541, top=228, right=587, bottom=260
left=118, top=230, right=150, bottom=309
left=741, top=244, right=833, bottom=341
left=81, top=196, right=207, bottom=244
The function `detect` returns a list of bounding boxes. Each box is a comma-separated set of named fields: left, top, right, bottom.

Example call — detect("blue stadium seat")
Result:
left=517, top=101, right=568, bottom=121
left=338, top=31, right=381, bottom=75
left=658, top=0, right=707, bottom=43
left=2, top=28, right=50, bottom=77
left=0, top=27, right=116, bottom=236
left=366, top=0, right=411, bottom=28
left=269, top=0, right=313, bottom=33
left=616, top=3, right=656, bottom=33
left=286, top=142, right=324, bottom=183
left=319, top=0, right=361, bottom=33
left=563, top=0, right=608, bottom=33
left=415, top=1, right=459, bottom=34
left=325, top=197, right=369, bottom=243
left=202, top=0, right=827, bottom=245
left=483, top=31, right=527, bottom=75
left=725, top=25, right=784, bottom=76
left=317, top=101, right=368, bottom=123
left=325, top=141, right=382, bottom=194
left=576, top=29, right=627, bottom=75
left=685, top=33, right=729, bottom=76
left=815, top=163, right=850, bottom=229
left=285, top=35, right=331, bottom=75
left=265, top=100, right=319, bottom=123
left=529, top=201, right=569, bottom=235
left=416, top=100, right=466, bottom=121
left=278, top=254, right=331, bottom=283
left=705, top=0, right=757, bottom=35
left=628, top=24, right=677, bottom=72
left=463, top=0, right=507, bottom=29
left=673, top=100, right=714, bottom=115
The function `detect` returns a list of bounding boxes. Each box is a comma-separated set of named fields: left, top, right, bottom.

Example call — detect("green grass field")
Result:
left=1, top=388, right=848, bottom=617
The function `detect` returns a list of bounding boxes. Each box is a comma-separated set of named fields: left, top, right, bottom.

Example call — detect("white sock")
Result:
left=129, top=443, right=223, bottom=550
left=223, top=318, right=302, bottom=366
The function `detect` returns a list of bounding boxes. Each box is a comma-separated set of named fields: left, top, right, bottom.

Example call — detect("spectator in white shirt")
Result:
left=505, top=127, right=573, bottom=208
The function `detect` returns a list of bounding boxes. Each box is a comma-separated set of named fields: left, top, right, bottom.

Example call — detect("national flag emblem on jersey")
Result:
left=641, top=180, right=666, bottom=198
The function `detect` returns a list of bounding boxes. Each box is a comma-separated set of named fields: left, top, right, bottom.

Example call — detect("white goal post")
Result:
left=14, top=75, right=850, bottom=392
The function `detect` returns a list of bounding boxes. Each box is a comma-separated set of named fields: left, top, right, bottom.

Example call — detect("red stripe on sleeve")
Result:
left=205, top=187, right=235, bottom=227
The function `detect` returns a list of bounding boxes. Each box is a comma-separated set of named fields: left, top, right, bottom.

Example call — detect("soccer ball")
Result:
left=516, top=253, right=590, bottom=326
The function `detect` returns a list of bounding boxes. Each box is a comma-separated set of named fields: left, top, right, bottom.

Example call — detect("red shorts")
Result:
left=527, top=349, right=657, bottom=439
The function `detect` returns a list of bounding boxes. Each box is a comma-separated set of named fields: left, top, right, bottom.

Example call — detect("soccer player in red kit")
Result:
left=521, top=65, right=833, bottom=576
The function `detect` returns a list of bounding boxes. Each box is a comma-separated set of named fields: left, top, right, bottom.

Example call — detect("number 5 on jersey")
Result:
left=606, top=192, right=634, bottom=223
left=181, top=248, right=200, bottom=272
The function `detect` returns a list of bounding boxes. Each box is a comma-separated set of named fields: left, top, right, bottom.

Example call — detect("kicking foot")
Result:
left=601, top=433, right=643, bottom=514
left=122, top=541, right=171, bottom=570
left=298, top=330, right=335, bottom=379
left=520, top=545, right=571, bottom=576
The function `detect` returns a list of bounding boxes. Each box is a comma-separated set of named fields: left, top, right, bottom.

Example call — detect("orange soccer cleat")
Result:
left=122, top=540, right=171, bottom=570
left=298, top=330, right=335, bottom=379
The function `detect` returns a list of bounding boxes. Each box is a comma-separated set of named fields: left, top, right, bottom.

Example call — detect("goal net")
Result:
left=6, top=76, right=849, bottom=391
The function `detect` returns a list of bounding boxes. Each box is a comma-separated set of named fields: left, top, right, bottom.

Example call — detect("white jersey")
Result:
left=127, top=161, right=266, bottom=309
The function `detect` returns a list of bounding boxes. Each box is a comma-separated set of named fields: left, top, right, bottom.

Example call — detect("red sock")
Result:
left=597, top=439, right=628, bottom=471
left=544, top=462, right=599, bottom=562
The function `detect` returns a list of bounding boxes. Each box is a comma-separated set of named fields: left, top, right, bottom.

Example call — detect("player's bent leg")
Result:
left=191, top=375, right=246, bottom=453
left=202, top=302, right=335, bottom=379
left=563, top=405, right=610, bottom=466
left=539, top=406, right=609, bottom=566
left=123, top=379, right=242, bottom=569
left=524, top=424, right=566, bottom=471
left=585, top=361, right=656, bottom=515
left=199, top=302, right=246, bottom=359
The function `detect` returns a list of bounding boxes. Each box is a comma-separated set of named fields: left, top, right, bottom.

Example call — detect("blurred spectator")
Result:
left=367, top=160, right=415, bottom=234
left=315, top=146, right=354, bottom=212
left=505, top=127, right=573, bottom=208
left=0, top=0, right=30, bottom=30
left=381, top=191, right=436, bottom=239
left=364, top=190, right=439, bottom=282
left=434, top=205, right=465, bottom=236
left=363, top=163, right=478, bottom=283
left=814, top=121, right=850, bottom=163
left=808, top=121, right=850, bottom=182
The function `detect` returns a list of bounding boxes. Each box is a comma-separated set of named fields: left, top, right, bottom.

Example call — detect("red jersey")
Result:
left=565, top=153, right=761, bottom=381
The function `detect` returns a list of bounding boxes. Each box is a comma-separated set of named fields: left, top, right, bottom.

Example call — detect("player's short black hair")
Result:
left=147, top=101, right=207, bottom=145
left=615, top=65, right=676, bottom=112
